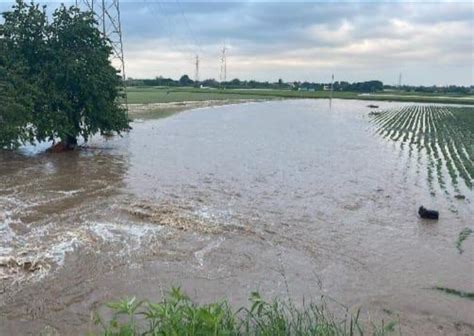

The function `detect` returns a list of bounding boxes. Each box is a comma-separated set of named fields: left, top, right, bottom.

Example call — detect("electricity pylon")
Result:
left=330, top=74, right=334, bottom=100
left=219, top=44, right=227, bottom=85
left=75, top=0, right=127, bottom=112
left=194, top=54, right=200, bottom=83
left=75, top=0, right=126, bottom=83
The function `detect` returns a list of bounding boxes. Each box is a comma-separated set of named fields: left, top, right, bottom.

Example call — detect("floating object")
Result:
left=367, top=104, right=379, bottom=109
left=454, top=194, right=466, bottom=200
left=418, top=206, right=439, bottom=220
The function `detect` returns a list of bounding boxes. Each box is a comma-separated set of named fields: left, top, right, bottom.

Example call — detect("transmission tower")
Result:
left=219, top=44, right=227, bottom=85
left=194, top=54, right=200, bottom=83
left=75, top=0, right=126, bottom=84
left=330, top=74, right=335, bottom=100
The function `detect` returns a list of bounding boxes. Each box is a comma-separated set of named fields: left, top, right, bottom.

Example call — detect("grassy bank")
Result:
left=126, top=87, right=474, bottom=105
left=93, top=288, right=397, bottom=336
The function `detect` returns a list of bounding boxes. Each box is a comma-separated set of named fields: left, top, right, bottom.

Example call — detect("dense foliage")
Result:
left=0, top=24, right=34, bottom=149
left=0, top=0, right=129, bottom=150
left=94, top=288, right=396, bottom=336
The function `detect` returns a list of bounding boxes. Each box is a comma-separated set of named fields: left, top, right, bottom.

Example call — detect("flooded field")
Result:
left=0, top=99, right=473, bottom=335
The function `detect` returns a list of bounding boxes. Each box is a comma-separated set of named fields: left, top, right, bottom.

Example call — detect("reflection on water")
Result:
left=0, top=100, right=473, bottom=334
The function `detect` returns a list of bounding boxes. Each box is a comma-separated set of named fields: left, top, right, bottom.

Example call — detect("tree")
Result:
left=0, top=0, right=129, bottom=150
left=0, top=34, right=35, bottom=149
left=0, top=0, right=46, bottom=149
left=229, top=78, right=241, bottom=87
left=179, top=74, right=193, bottom=87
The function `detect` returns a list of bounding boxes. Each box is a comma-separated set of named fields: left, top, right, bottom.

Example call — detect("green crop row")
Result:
left=371, top=105, right=474, bottom=194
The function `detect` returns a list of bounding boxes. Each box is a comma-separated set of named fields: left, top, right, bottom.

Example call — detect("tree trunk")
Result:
left=64, top=135, right=78, bottom=150
left=48, top=136, right=77, bottom=153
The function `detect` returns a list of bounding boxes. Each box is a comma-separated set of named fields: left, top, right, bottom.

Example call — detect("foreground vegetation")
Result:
left=93, top=288, right=396, bottom=336
left=126, top=87, right=474, bottom=105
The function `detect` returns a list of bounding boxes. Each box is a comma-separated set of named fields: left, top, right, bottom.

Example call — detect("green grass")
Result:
left=125, top=87, right=474, bottom=105
left=126, top=87, right=278, bottom=104
left=92, top=288, right=397, bottom=336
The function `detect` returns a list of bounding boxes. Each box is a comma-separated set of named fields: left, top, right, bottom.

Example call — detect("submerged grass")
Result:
left=456, top=228, right=474, bottom=254
left=92, top=288, right=397, bottom=336
left=433, top=287, right=474, bottom=301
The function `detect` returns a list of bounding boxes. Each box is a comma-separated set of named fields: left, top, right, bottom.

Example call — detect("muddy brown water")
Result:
left=0, top=99, right=473, bottom=335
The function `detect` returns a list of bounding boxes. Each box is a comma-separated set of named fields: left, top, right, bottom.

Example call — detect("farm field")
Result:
left=126, top=86, right=474, bottom=105
left=371, top=105, right=474, bottom=200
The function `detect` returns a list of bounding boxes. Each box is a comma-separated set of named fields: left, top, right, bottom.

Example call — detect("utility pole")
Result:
left=220, top=44, right=227, bottom=87
left=330, top=74, right=334, bottom=100
left=194, top=54, right=200, bottom=84
left=75, top=0, right=128, bottom=110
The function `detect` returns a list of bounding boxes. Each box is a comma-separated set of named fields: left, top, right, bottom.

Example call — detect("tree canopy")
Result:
left=0, top=0, right=129, bottom=150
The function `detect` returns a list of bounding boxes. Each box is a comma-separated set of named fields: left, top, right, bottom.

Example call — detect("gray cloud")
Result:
left=1, top=1, right=473, bottom=85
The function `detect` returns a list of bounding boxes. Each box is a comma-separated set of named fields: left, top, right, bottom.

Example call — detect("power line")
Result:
left=75, top=0, right=128, bottom=110
left=76, top=0, right=126, bottom=81
left=175, top=0, right=202, bottom=55
left=144, top=0, right=199, bottom=76
left=144, top=0, right=192, bottom=57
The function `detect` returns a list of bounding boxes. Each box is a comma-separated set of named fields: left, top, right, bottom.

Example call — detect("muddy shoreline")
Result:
left=126, top=99, right=275, bottom=119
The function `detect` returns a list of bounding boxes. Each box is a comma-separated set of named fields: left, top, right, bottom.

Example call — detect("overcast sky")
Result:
left=1, top=1, right=473, bottom=85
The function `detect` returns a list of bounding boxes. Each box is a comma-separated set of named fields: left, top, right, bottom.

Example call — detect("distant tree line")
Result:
left=384, top=85, right=473, bottom=95
left=127, top=76, right=386, bottom=93
left=128, top=75, right=473, bottom=95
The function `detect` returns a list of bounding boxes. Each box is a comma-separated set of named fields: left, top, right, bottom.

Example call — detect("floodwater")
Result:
left=0, top=99, right=473, bottom=335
